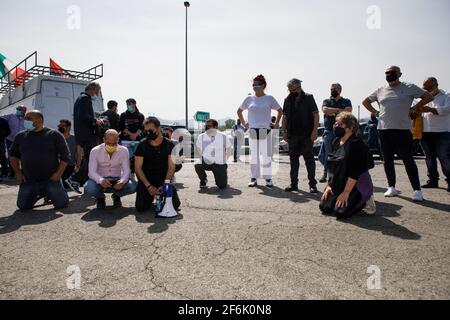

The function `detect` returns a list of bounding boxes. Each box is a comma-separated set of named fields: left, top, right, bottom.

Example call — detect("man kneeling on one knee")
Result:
left=84, top=129, right=137, bottom=209
left=195, top=119, right=232, bottom=189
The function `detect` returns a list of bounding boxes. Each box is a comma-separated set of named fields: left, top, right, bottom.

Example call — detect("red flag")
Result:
left=12, top=67, right=30, bottom=87
left=50, top=58, right=63, bottom=76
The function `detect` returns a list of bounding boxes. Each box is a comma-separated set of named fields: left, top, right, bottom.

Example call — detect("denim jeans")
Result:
left=17, top=180, right=69, bottom=210
left=84, top=177, right=137, bottom=199
left=420, top=132, right=450, bottom=185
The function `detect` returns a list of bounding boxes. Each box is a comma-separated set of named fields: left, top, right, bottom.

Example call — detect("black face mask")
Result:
left=146, top=131, right=158, bottom=142
left=386, top=73, right=399, bottom=83
left=58, top=127, right=66, bottom=134
left=333, top=126, right=346, bottom=138
left=331, top=90, right=339, bottom=98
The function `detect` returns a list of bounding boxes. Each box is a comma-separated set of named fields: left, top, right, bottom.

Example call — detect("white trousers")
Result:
left=249, top=129, right=273, bottom=180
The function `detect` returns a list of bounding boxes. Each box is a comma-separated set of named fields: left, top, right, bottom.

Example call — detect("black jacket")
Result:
left=119, top=110, right=145, bottom=141
left=73, top=92, right=97, bottom=143
left=0, top=117, right=11, bottom=141
left=101, top=109, right=121, bottom=131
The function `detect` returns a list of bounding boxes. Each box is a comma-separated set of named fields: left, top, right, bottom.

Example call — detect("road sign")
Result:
left=194, top=111, right=210, bottom=123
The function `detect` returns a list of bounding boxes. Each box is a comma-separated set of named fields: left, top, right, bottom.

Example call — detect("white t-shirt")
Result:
left=422, top=91, right=450, bottom=133
left=239, top=95, right=281, bottom=129
left=196, top=131, right=232, bottom=165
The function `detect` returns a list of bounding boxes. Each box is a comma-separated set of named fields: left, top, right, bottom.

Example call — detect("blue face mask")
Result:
left=16, top=110, right=22, bottom=117
left=127, top=105, right=135, bottom=113
left=24, top=120, right=34, bottom=130
left=91, top=95, right=99, bottom=102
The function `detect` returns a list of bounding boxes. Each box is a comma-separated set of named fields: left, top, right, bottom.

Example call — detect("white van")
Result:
left=0, top=52, right=104, bottom=132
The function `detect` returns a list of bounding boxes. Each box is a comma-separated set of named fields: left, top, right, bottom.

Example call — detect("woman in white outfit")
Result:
left=237, top=75, right=283, bottom=188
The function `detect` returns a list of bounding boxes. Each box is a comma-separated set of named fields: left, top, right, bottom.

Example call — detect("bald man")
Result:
left=420, top=77, right=450, bottom=192
left=84, top=129, right=136, bottom=209
left=362, top=66, right=434, bottom=202
left=9, top=110, right=70, bottom=210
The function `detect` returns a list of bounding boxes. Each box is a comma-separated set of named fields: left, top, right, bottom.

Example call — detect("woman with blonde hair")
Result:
left=320, top=112, right=376, bottom=219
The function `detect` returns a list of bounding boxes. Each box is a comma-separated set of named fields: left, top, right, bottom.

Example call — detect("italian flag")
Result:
left=0, top=53, right=12, bottom=79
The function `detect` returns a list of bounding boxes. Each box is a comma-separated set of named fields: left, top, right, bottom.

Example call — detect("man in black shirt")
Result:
left=101, top=100, right=121, bottom=131
left=134, top=117, right=180, bottom=213
left=282, top=78, right=320, bottom=193
left=119, top=98, right=145, bottom=142
left=9, top=110, right=70, bottom=210
left=67, top=82, right=104, bottom=193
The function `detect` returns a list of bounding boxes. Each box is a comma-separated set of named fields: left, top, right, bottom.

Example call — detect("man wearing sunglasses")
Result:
left=362, top=66, right=434, bottom=202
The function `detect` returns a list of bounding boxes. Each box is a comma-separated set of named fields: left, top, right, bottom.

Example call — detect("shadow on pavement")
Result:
left=0, top=209, right=63, bottom=234
left=81, top=207, right=136, bottom=228
left=343, top=201, right=421, bottom=240
left=374, top=186, right=450, bottom=214
left=134, top=210, right=184, bottom=234
left=256, top=185, right=321, bottom=204
left=198, top=186, right=242, bottom=199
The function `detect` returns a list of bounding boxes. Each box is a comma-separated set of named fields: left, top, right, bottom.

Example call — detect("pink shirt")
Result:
left=88, top=144, right=130, bottom=184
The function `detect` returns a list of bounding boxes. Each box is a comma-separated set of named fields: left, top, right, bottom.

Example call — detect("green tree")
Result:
left=225, top=119, right=236, bottom=129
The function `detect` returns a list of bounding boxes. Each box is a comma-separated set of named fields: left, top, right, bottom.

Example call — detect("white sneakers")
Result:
left=384, top=187, right=424, bottom=202
left=364, top=195, right=377, bottom=215
left=412, top=190, right=424, bottom=202
left=384, top=187, right=401, bottom=197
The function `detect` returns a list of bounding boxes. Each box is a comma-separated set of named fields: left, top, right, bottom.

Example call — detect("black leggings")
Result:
left=319, top=188, right=365, bottom=220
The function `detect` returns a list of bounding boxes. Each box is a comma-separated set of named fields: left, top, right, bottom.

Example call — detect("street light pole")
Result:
left=184, top=1, right=190, bottom=129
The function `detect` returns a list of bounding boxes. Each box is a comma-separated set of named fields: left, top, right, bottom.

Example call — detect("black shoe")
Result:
left=112, top=195, right=122, bottom=208
left=421, top=181, right=439, bottom=189
left=285, top=185, right=299, bottom=192
left=310, top=185, right=318, bottom=194
left=97, top=197, right=106, bottom=210
left=319, top=176, right=327, bottom=183
left=200, top=179, right=208, bottom=189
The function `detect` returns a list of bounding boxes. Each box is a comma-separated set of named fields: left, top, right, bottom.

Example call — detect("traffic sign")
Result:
left=194, top=111, right=210, bottom=122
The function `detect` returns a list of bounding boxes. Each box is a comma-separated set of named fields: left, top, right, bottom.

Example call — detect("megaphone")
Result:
left=156, top=180, right=178, bottom=218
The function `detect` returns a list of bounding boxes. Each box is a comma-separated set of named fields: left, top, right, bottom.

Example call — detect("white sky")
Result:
left=2, top=0, right=450, bottom=123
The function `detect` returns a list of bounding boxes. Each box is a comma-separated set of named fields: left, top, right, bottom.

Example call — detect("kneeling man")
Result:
left=85, top=129, right=137, bottom=209
left=10, top=110, right=70, bottom=210
left=195, top=119, right=231, bottom=189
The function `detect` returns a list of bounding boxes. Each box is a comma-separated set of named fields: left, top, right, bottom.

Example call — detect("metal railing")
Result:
left=0, top=51, right=103, bottom=96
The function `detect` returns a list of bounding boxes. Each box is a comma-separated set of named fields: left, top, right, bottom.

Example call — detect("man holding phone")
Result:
left=84, top=129, right=137, bottom=209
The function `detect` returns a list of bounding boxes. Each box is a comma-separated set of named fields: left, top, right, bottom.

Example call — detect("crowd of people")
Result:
left=0, top=65, right=448, bottom=220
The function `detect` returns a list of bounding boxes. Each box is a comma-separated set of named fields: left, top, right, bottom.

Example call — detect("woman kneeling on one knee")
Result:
left=320, top=112, right=375, bottom=219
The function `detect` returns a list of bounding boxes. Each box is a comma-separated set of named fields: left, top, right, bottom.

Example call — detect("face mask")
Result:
left=91, top=95, right=99, bottom=102
left=127, top=105, right=135, bottom=112
left=16, top=110, right=22, bottom=117
left=146, top=131, right=158, bottom=142
left=24, top=120, right=34, bottom=130
left=386, top=73, right=399, bottom=83
left=253, top=86, right=263, bottom=92
left=58, top=127, right=66, bottom=134
left=333, top=126, right=346, bottom=138
left=331, top=90, right=339, bottom=98
left=105, top=145, right=117, bottom=154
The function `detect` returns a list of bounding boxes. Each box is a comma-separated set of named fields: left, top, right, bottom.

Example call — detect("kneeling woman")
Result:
left=320, top=112, right=374, bottom=219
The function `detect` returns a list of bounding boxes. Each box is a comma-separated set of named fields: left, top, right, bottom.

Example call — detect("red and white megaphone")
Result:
left=156, top=180, right=178, bottom=218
